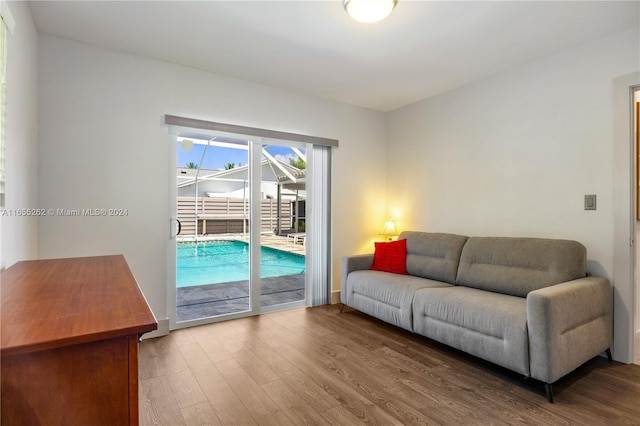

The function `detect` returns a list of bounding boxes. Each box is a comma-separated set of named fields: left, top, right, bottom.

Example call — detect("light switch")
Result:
left=585, top=194, right=597, bottom=210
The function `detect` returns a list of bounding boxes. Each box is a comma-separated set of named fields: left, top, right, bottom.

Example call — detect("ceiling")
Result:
left=28, top=1, right=639, bottom=112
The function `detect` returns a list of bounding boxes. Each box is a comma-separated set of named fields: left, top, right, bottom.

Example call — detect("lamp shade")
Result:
left=380, top=219, right=398, bottom=238
left=343, top=0, right=397, bottom=24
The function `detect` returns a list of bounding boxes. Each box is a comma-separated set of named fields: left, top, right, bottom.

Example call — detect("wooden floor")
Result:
left=139, top=305, right=640, bottom=425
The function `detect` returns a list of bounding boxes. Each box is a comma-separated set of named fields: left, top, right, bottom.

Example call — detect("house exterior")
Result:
left=177, top=160, right=306, bottom=200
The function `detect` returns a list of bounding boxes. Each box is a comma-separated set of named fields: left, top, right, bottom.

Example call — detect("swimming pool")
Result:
left=177, top=240, right=305, bottom=288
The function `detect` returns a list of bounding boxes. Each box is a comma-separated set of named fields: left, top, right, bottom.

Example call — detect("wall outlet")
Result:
left=585, top=194, right=597, bottom=210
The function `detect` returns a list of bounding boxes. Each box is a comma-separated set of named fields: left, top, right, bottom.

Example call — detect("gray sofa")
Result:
left=340, top=231, right=612, bottom=402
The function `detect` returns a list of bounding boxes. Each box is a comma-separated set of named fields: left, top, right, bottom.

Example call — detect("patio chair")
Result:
left=287, top=232, right=305, bottom=245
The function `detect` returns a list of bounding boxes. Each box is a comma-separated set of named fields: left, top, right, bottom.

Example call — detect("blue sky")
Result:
left=177, top=142, right=303, bottom=170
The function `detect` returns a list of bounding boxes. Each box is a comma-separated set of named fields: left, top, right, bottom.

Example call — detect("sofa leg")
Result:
left=606, top=348, right=613, bottom=362
left=340, top=304, right=345, bottom=313
left=544, top=383, right=554, bottom=403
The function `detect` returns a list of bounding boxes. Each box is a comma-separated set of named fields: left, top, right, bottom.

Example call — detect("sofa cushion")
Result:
left=400, top=231, right=468, bottom=284
left=413, top=286, right=530, bottom=376
left=370, top=239, right=408, bottom=274
left=345, top=270, right=454, bottom=332
left=456, top=237, right=586, bottom=297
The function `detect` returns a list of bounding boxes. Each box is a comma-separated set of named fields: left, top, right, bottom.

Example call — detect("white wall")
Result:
left=37, top=35, right=387, bottom=332
left=0, top=2, right=38, bottom=269
left=387, top=27, right=639, bottom=361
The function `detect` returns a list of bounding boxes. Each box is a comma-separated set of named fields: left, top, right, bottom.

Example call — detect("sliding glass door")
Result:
left=171, top=133, right=308, bottom=327
left=258, top=142, right=307, bottom=313
left=175, top=135, right=253, bottom=322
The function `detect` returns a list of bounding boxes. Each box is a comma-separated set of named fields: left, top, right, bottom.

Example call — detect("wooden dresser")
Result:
left=1, top=255, right=157, bottom=425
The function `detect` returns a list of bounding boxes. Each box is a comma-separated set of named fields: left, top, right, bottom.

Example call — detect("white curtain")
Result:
left=306, top=144, right=332, bottom=306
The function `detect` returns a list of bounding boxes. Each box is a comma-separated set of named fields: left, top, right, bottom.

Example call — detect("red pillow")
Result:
left=370, top=239, right=408, bottom=275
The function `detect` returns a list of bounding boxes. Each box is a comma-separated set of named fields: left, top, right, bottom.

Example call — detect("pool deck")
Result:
left=177, top=234, right=306, bottom=256
left=176, top=234, right=306, bottom=322
left=177, top=274, right=304, bottom=322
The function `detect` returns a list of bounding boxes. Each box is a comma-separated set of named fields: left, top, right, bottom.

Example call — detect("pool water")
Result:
left=177, top=240, right=305, bottom=288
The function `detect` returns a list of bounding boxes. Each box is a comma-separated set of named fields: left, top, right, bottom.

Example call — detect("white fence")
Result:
left=177, top=196, right=298, bottom=236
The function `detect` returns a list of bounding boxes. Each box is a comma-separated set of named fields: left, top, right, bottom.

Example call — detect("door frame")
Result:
left=166, top=115, right=337, bottom=330
left=613, top=74, right=639, bottom=363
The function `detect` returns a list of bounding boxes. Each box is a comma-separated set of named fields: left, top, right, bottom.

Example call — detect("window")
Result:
left=0, top=1, right=14, bottom=209
left=0, top=13, right=7, bottom=208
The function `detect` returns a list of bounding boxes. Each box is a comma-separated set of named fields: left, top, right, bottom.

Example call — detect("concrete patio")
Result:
left=176, top=274, right=305, bottom=322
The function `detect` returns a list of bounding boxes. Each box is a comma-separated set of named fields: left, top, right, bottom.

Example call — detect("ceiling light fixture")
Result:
left=343, top=0, right=397, bottom=24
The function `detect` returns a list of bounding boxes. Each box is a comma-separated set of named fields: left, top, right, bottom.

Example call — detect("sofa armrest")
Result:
left=340, top=254, right=374, bottom=305
left=527, top=276, right=611, bottom=384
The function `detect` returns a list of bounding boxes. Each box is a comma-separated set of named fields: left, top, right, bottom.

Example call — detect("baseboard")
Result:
left=142, top=317, right=170, bottom=339
left=331, top=290, right=341, bottom=304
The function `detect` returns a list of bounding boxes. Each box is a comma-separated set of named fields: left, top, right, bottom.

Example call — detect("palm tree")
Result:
left=224, top=163, right=236, bottom=170
left=289, top=158, right=306, bottom=169
left=186, top=162, right=197, bottom=169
